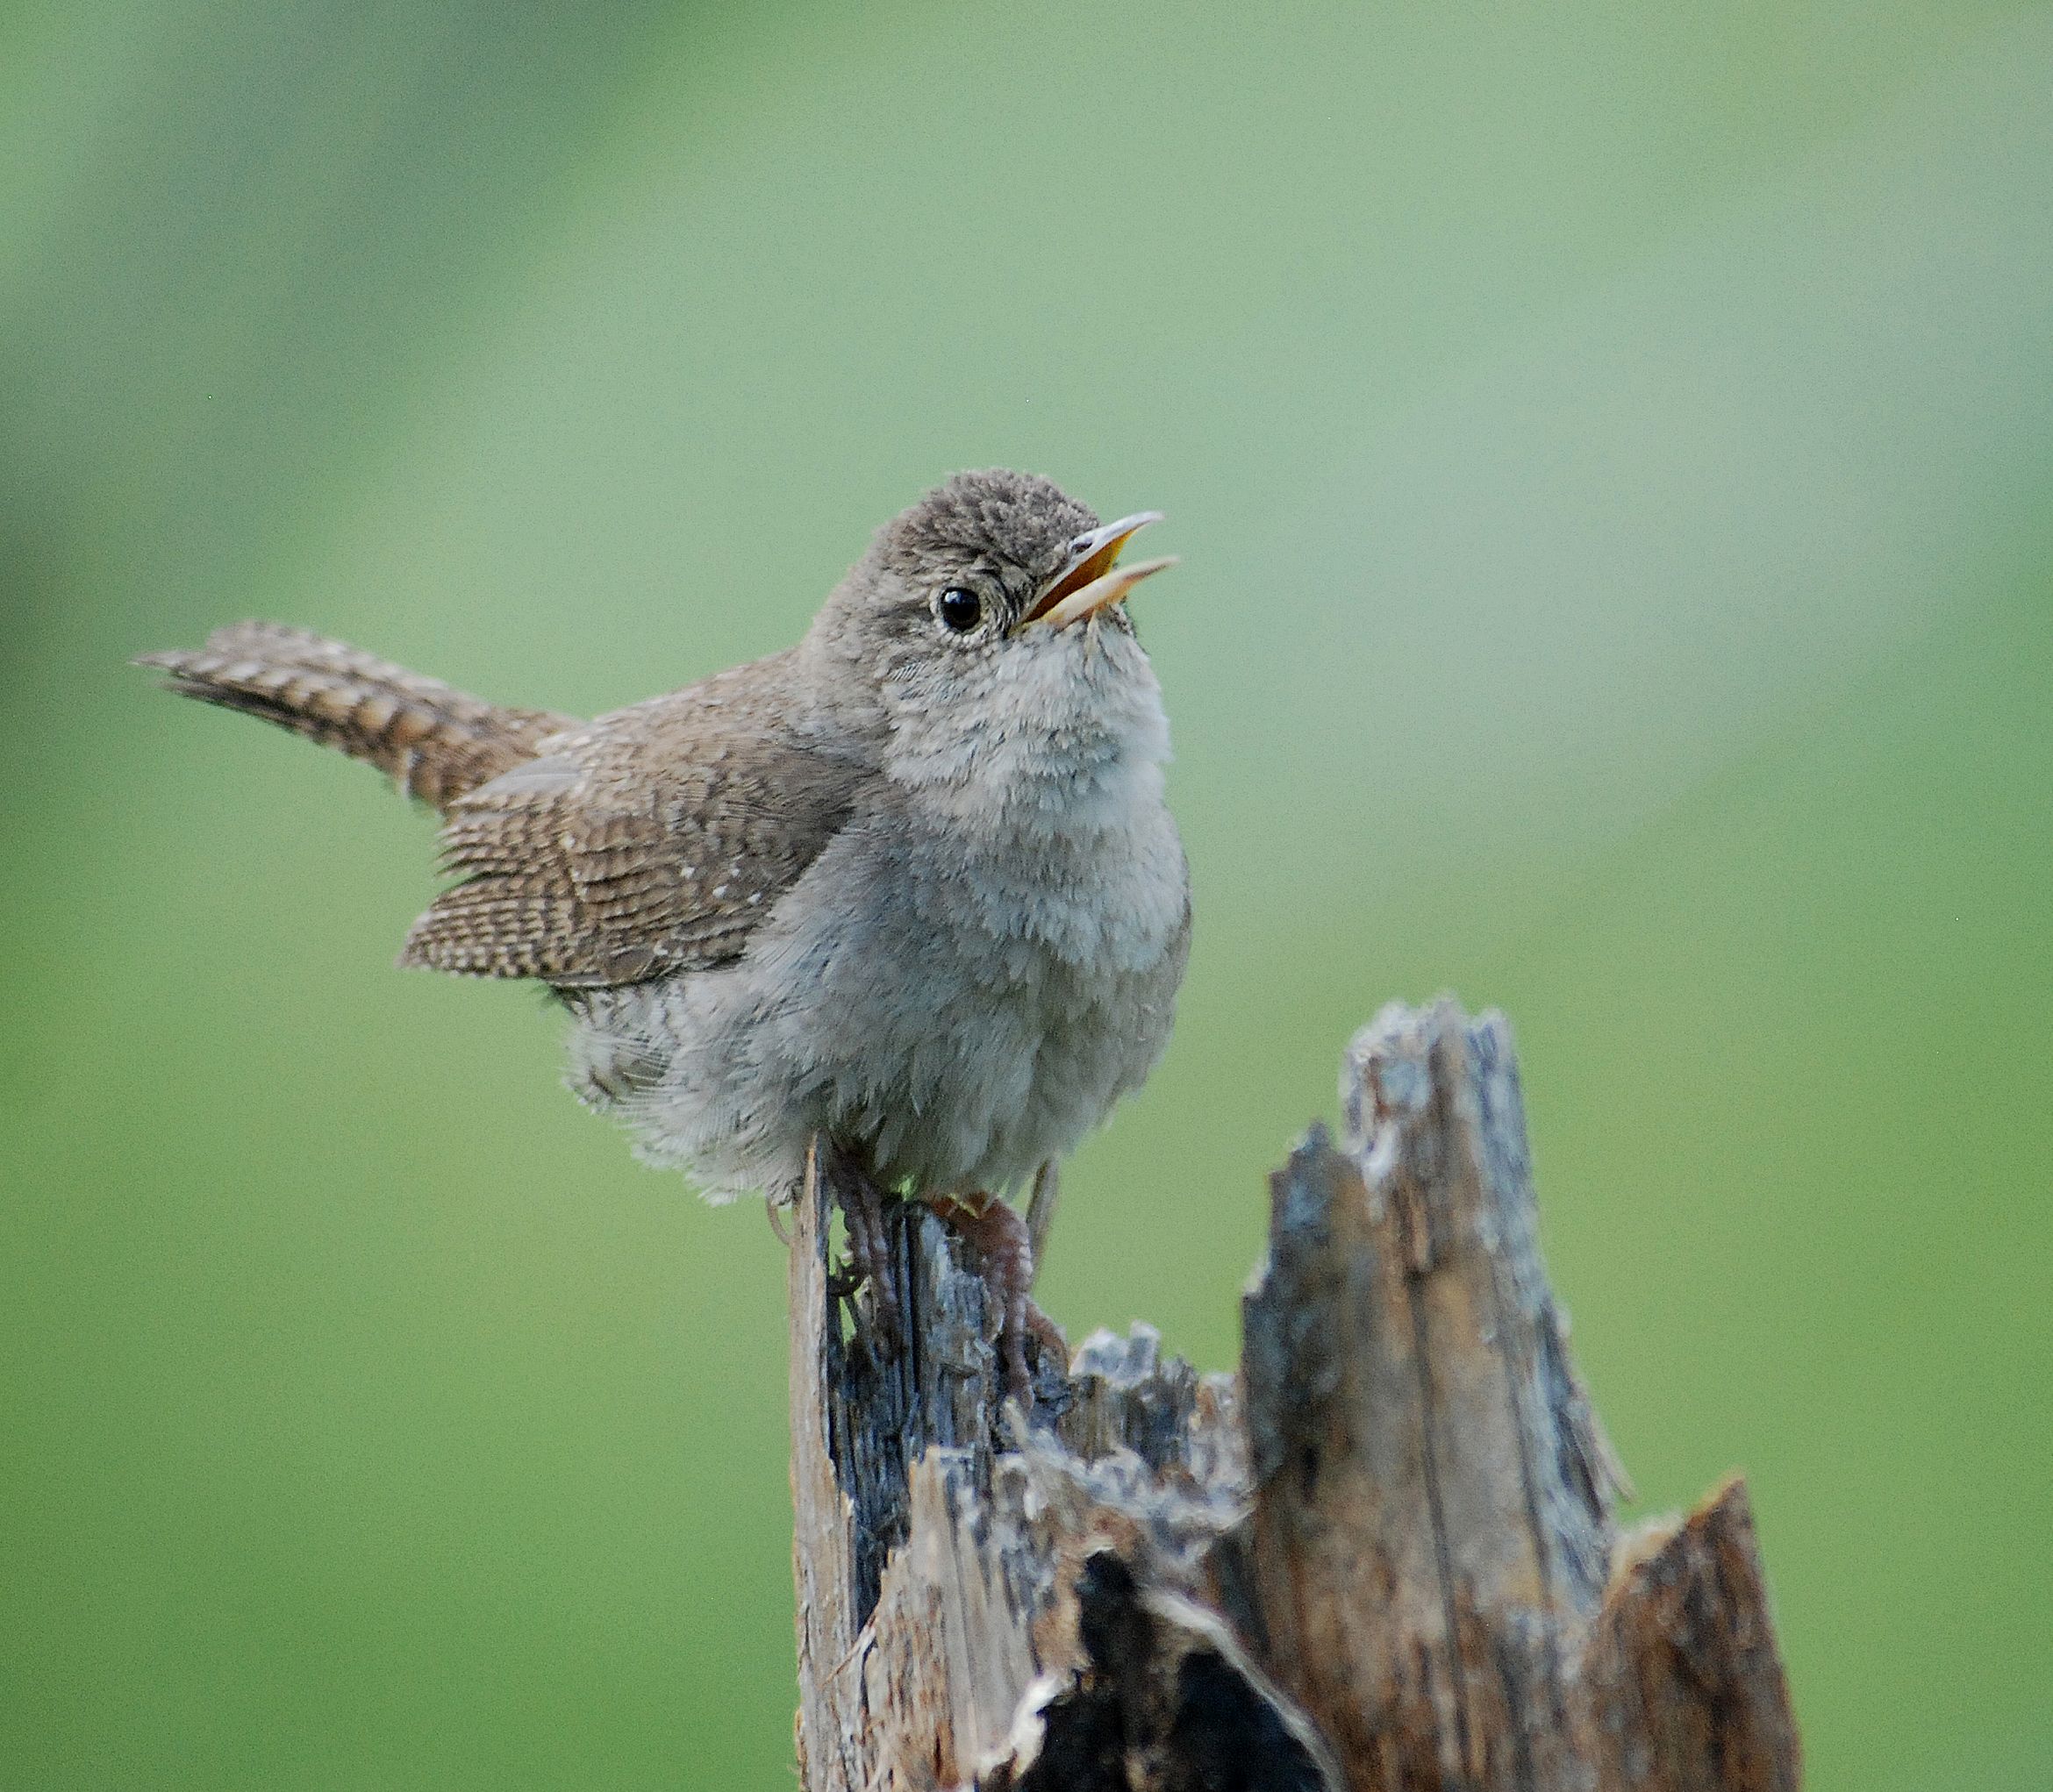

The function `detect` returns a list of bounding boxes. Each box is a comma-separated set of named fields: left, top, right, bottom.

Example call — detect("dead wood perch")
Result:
left=786, top=999, right=1799, bottom=1790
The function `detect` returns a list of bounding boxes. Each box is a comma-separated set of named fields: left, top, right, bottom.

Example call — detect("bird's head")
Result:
left=805, top=468, right=1177, bottom=800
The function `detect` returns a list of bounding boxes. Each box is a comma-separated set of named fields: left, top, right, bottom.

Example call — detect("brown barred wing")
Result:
left=397, top=658, right=865, bottom=987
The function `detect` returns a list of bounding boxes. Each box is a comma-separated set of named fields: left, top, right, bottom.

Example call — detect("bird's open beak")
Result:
left=1019, top=511, right=1177, bottom=630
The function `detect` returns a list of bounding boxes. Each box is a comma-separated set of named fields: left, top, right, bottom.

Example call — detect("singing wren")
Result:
left=138, top=470, right=1190, bottom=1397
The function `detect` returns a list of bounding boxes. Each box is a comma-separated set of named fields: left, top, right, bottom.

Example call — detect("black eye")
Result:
left=936, top=587, right=984, bottom=633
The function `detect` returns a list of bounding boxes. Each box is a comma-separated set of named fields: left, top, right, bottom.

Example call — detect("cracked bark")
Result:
left=786, top=1001, right=1799, bottom=1791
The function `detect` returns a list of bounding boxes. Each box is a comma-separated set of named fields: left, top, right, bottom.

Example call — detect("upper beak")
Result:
left=1019, top=510, right=1177, bottom=630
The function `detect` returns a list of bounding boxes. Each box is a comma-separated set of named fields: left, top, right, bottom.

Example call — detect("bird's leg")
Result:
left=1024, top=1160, right=1061, bottom=1285
left=819, top=1144, right=902, bottom=1353
left=926, top=1191, right=1065, bottom=1407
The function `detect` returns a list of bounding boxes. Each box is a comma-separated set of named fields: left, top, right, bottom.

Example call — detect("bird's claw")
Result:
left=826, top=1150, right=903, bottom=1356
left=932, top=1194, right=1057, bottom=1409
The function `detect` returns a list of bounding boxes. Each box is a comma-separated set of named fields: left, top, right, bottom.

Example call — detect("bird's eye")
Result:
left=936, top=587, right=984, bottom=634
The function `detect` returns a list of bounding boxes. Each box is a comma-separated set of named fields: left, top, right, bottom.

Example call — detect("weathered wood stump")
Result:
left=786, top=999, right=1799, bottom=1790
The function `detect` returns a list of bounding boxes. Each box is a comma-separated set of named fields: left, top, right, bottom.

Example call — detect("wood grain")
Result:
left=786, top=1002, right=1799, bottom=1791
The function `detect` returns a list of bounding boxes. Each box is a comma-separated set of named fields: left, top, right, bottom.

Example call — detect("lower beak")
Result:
left=1027, top=553, right=1178, bottom=630
left=1019, top=510, right=1177, bottom=630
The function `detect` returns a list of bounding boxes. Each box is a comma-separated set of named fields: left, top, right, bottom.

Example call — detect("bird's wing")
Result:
left=398, top=653, right=866, bottom=985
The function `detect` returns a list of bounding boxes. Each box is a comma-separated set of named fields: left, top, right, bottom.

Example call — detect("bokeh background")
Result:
left=4, top=2, right=2049, bottom=1786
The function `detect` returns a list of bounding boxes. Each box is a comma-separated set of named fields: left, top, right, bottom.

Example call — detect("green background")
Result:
left=4, top=3, right=2049, bottom=1785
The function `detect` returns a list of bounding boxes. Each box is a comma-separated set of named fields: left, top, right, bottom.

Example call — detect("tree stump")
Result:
left=785, top=999, right=1799, bottom=1790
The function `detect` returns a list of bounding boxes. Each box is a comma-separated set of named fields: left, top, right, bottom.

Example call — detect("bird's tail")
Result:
left=135, top=622, right=580, bottom=810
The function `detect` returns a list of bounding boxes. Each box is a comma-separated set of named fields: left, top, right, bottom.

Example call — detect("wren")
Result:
left=139, top=469, right=1190, bottom=1399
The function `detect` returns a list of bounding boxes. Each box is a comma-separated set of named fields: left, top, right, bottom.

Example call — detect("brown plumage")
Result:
left=400, top=653, right=864, bottom=985
left=136, top=622, right=575, bottom=810
left=137, top=625, right=866, bottom=988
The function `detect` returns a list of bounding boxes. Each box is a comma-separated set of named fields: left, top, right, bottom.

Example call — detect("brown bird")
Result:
left=138, top=469, right=1190, bottom=1399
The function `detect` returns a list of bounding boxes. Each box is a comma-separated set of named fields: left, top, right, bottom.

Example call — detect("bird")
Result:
left=137, top=469, right=1191, bottom=1401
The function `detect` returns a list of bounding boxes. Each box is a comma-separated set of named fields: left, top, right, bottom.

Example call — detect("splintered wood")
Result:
left=786, top=1001, right=1799, bottom=1790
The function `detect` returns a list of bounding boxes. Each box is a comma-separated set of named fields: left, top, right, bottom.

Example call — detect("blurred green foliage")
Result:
left=3, top=3, right=2049, bottom=1786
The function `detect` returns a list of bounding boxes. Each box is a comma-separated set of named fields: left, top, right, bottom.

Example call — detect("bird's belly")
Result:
left=567, top=799, right=1188, bottom=1203
left=838, top=913, right=1184, bottom=1196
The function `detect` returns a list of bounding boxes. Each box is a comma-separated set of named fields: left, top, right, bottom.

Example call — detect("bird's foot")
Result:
left=1023, top=1296, right=1068, bottom=1366
left=818, top=1144, right=903, bottom=1356
left=928, top=1192, right=1063, bottom=1409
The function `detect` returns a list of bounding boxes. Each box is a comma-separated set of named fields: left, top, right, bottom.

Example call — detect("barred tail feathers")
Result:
left=136, top=623, right=579, bottom=810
